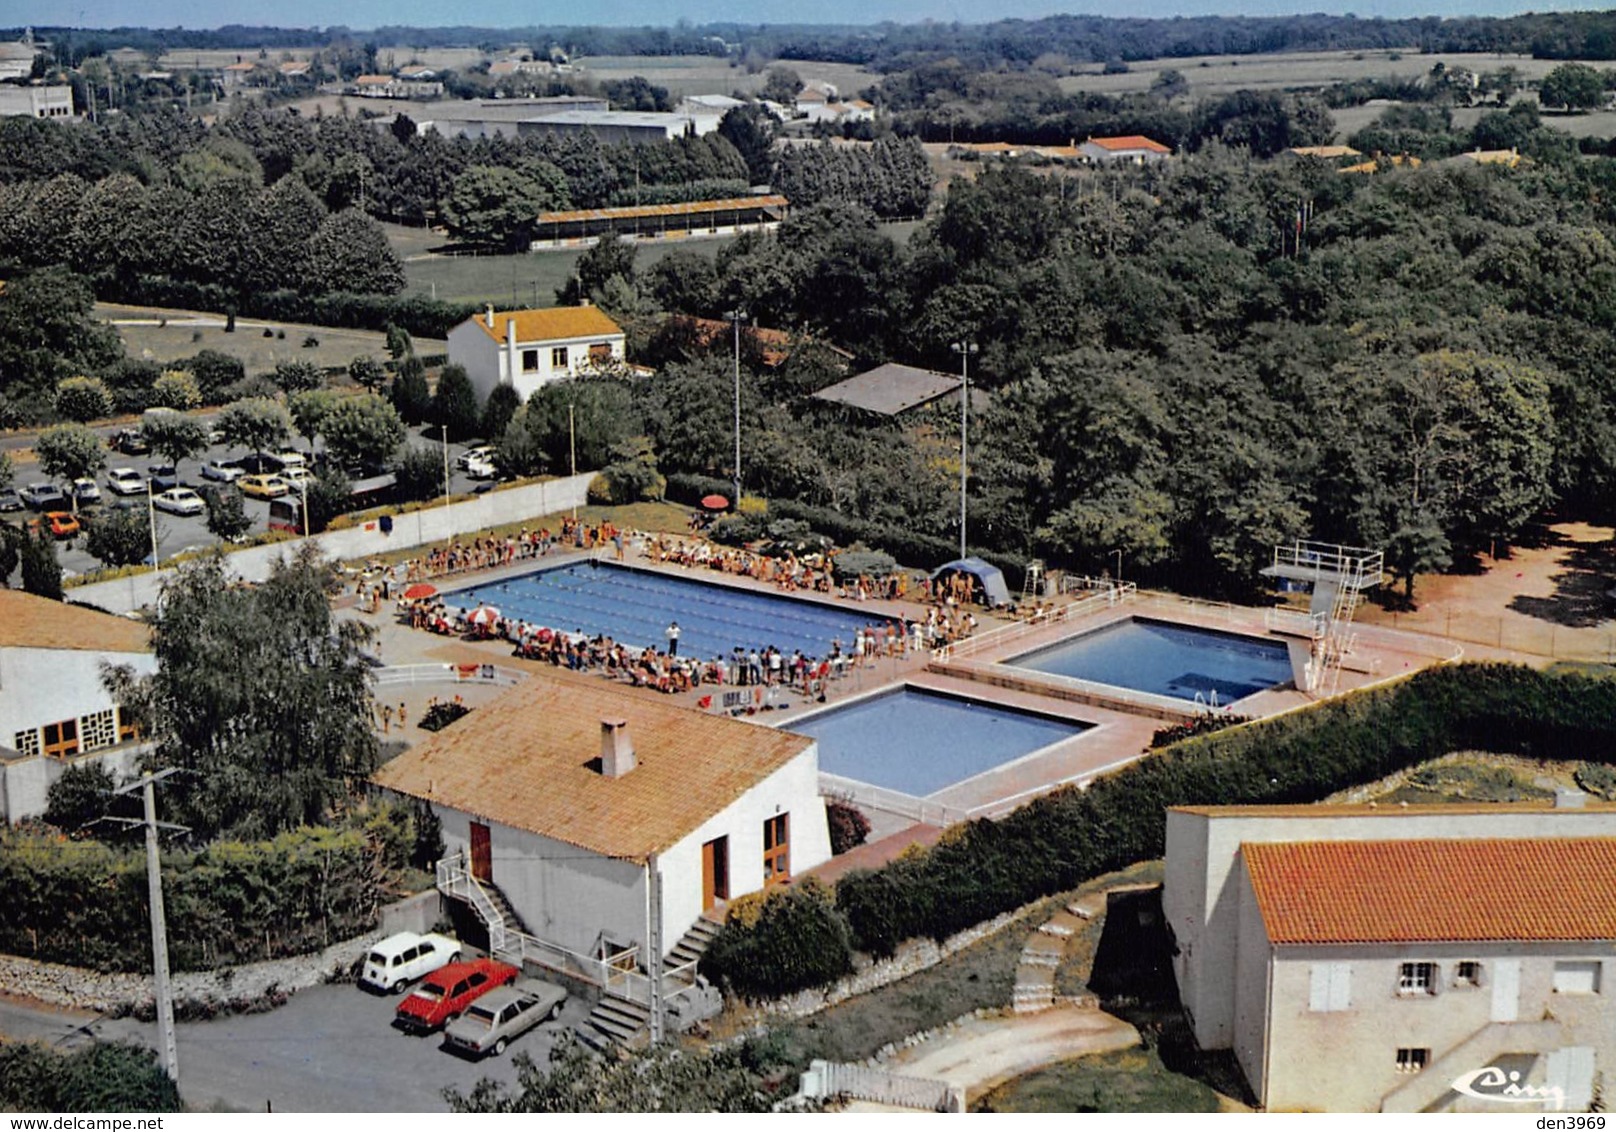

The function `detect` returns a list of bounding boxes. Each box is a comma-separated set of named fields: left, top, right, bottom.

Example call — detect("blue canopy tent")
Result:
left=931, top=557, right=1013, bottom=609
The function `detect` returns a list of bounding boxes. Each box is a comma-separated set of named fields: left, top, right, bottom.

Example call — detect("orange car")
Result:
left=28, top=511, right=80, bottom=539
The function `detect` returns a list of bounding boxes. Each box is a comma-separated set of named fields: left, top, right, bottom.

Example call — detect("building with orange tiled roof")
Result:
left=447, top=303, right=627, bottom=402
left=0, top=590, right=156, bottom=823
left=1164, top=802, right=1616, bottom=1112
left=373, top=669, right=830, bottom=964
left=1079, top=134, right=1172, bottom=164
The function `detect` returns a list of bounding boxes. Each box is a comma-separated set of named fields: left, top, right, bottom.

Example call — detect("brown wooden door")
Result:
left=701, top=836, right=729, bottom=910
left=470, top=822, right=492, bottom=882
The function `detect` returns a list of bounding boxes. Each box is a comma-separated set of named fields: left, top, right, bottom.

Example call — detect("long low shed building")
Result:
left=532, top=195, right=789, bottom=249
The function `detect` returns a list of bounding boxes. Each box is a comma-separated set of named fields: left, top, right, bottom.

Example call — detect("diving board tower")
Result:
left=1260, top=539, right=1383, bottom=695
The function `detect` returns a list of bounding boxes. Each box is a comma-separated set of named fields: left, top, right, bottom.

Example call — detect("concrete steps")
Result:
left=577, top=995, right=653, bottom=1053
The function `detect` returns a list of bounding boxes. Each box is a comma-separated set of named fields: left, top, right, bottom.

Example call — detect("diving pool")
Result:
left=1010, top=617, right=1293, bottom=704
left=450, top=561, right=878, bottom=661
left=790, top=686, right=1090, bottom=797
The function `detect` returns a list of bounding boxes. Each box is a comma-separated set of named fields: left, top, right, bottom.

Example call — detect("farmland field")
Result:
left=573, top=54, right=879, bottom=99
left=1056, top=50, right=1606, bottom=98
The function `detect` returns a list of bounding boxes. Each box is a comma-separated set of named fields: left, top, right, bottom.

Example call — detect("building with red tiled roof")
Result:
left=373, top=669, right=830, bottom=962
left=0, top=590, right=157, bottom=823
left=447, top=303, right=627, bottom=403
left=1164, top=803, right=1616, bottom=1112
left=1078, top=134, right=1172, bottom=164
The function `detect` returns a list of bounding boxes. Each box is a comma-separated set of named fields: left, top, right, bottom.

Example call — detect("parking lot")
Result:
left=6, top=421, right=496, bottom=579
left=53, top=978, right=591, bottom=1112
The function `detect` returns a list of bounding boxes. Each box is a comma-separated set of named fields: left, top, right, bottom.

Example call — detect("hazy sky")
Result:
left=10, top=0, right=1616, bottom=30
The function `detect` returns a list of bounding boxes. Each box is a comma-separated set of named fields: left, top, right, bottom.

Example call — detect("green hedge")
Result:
left=703, top=663, right=1616, bottom=984
left=0, top=1041, right=181, bottom=1113
left=0, top=820, right=392, bottom=972
left=698, top=877, right=853, bottom=1000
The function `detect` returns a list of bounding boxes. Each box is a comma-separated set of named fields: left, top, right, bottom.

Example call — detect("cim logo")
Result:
left=1450, top=1066, right=1566, bottom=1110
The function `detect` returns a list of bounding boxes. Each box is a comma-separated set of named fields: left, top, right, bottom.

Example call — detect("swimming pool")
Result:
left=790, top=686, right=1089, bottom=797
left=449, top=561, right=879, bottom=661
left=1010, top=617, right=1293, bottom=704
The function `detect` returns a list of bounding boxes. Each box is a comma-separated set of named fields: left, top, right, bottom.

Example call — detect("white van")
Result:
left=359, top=931, right=461, bottom=993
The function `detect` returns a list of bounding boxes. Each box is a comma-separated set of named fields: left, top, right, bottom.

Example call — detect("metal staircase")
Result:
left=576, top=915, right=724, bottom=1050
left=1261, top=539, right=1384, bottom=695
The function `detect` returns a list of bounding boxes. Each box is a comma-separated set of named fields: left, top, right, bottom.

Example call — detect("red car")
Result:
left=393, top=958, right=518, bottom=1034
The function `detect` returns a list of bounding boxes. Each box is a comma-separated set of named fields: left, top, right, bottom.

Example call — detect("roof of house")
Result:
left=355, top=74, right=396, bottom=85
left=278, top=61, right=311, bottom=75
left=0, top=591, right=151, bottom=654
left=372, top=670, right=816, bottom=861
left=1170, top=800, right=1616, bottom=818
left=223, top=61, right=257, bottom=72
left=1243, top=838, right=1616, bottom=944
left=1460, top=147, right=1523, bottom=166
left=812, top=362, right=963, bottom=416
left=683, top=316, right=795, bottom=367
left=463, top=305, right=625, bottom=345
left=1085, top=134, right=1171, bottom=153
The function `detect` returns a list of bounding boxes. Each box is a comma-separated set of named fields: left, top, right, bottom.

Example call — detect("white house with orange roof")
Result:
left=0, top=591, right=157, bottom=822
left=447, top=304, right=627, bottom=403
left=1079, top=134, right=1172, bottom=164
left=1164, top=801, right=1616, bottom=1112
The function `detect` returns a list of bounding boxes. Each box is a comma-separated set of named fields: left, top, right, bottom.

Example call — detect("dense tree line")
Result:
left=772, top=137, right=933, bottom=219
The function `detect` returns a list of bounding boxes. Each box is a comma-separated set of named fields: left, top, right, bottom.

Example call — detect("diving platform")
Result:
left=1261, top=540, right=1384, bottom=695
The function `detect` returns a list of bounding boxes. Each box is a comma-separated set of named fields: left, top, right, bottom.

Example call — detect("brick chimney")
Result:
left=600, top=718, right=635, bottom=778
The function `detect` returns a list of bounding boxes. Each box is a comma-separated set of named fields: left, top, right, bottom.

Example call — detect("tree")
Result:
left=304, top=469, right=353, bottom=532
left=391, top=444, right=445, bottom=503
left=104, top=546, right=378, bottom=841
left=215, top=397, right=292, bottom=467
left=86, top=505, right=155, bottom=568
left=760, top=65, right=803, bottom=106
left=273, top=360, right=324, bottom=395
left=140, top=412, right=208, bottom=481
left=185, top=349, right=245, bottom=404
left=0, top=268, right=122, bottom=404
left=201, top=485, right=251, bottom=542
left=348, top=354, right=386, bottom=393
left=35, top=424, right=106, bottom=508
left=288, top=388, right=340, bottom=459
left=479, top=384, right=521, bottom=450
left=302, top=209, right=406, bottom=295
left=321, top=393, right=406, bottom=471
left=390, top=355, right=431, bottom=425
left=1539, top=62, right=1606, bottom=111
left=442, top=164, right=568, bottom=251
left=43, top=762, right=119, bottom=834
left=557, top=234, right=636, bottom=305
left=54, top=375, right=112, bottom=422
left=0, top=1041, right=182, bottom=1113
left=20, top=524, right=63, bottom=600
left=384, top=323, right=413, bottom=362
left=717, top=104, right=777, bottom=185
left=149, top=370, right=201, bottom=410
left=431, top=364, right=481, bottom=443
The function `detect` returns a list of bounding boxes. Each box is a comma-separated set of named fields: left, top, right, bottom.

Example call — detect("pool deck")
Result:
left=346, top=546, right=1490, bottom=869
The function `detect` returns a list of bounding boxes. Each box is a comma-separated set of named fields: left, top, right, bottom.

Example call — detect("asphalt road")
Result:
left=0, top=980, right=589, bottom=1113
left=9, top=424, right=493, bottom=578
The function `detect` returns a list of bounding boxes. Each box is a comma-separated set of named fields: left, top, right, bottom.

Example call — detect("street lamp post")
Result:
left=146, top=479, right=160, bottom=583
left=951, top=341, right=978, bottom=560
left=727, top=308, right=748, bottom=509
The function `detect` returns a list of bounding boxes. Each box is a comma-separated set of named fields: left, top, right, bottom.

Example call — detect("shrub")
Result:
left=0, top=1041, right=181, bottom=1112
left=1574, top=762, right=1616, bottom=799
left=698, top=877, right=853, bottom=999
left=55, top=375, right=113, bottom=422
left=826, top=798, right=872, bottom=855
left=149, top=370, right=201, bottom=410
left=43, top=762, right=120, bottom=833
left=419, top=701, right=471, bottom=732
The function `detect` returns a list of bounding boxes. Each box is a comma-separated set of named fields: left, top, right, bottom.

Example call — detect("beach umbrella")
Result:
left=402, top=583, right=438, bottom=601
left=701, top=493, right=731, bottom=511
left=468, top=605, right=501, bottom=627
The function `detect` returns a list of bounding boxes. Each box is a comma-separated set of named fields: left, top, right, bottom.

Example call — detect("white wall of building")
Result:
left=449, top=320, right=627, bottom=405
left=0, top=743, right=147, bottom=825
left=69, top=472, right=594, bottom=616
left=1165, top=806, right=1616, bottom=1052
left=0, top=85, right=72, bottom=118
left=0, top=646, right=156, bottom=746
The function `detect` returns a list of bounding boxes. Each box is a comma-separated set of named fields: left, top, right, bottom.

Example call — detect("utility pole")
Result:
left=951, top=341, right=978, bottom=560
left=110, top=769, right=186, bottom=1085
left=646, top=854, right=664, bottom=1046
left=568, top=402, right=578, bottom=521
left=727, top=309, right=747, bottom=509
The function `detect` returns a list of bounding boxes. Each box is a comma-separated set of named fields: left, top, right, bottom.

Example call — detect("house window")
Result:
left=763, top=814, right=790, bottom=887
left=521, top=349, right=540, bottom=373
left=589, top=342, right=613, bottom=363
left=1309, top=962, right=1351, bottom=1012
left=117, top=706, right=142, bottom=745
left=1396, top=1048, right=1430, bottom=1074
left=1454, top=961, right=1482, bottom=987
left=1398, top=962, right=1437, bottom=995
left=12, top=728, right=40, bottom=758
left=42, top=719, right=79, bottom=759
left=551, top=346, right=569, bottom=370
left=80, top=709, right=117, bottom=753
left=1552, top=961, right=1602, bottom=995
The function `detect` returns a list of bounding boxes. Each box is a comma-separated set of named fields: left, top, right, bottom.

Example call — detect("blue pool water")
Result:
left=450, top=561, right=878, bottom=661
left=1011, top=618, right=1293, bottom=703
left=790, top=687, right=1089, bottom=797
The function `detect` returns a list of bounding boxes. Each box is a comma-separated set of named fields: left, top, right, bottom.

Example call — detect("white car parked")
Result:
left=359, top=931, right=461, bottom=994
left=107, top=467, right=147, bottom=497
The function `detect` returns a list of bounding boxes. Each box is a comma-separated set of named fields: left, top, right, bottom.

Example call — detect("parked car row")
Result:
left=359, top=931, right=566, bottom=1059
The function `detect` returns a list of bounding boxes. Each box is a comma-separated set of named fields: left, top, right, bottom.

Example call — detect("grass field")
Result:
left=100, top=303, right=446, bottom=375
left=974, top=1045, right=1222, bottom=1113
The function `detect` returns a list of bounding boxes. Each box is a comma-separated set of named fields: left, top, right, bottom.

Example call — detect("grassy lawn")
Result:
left=573, top=55, right=878, bottom=100
left=1331, top=751, right=1587, bottom=806
left=974, top=1045, right=1220, bottom=1113
left=100, top=303, right=446, bottom=375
